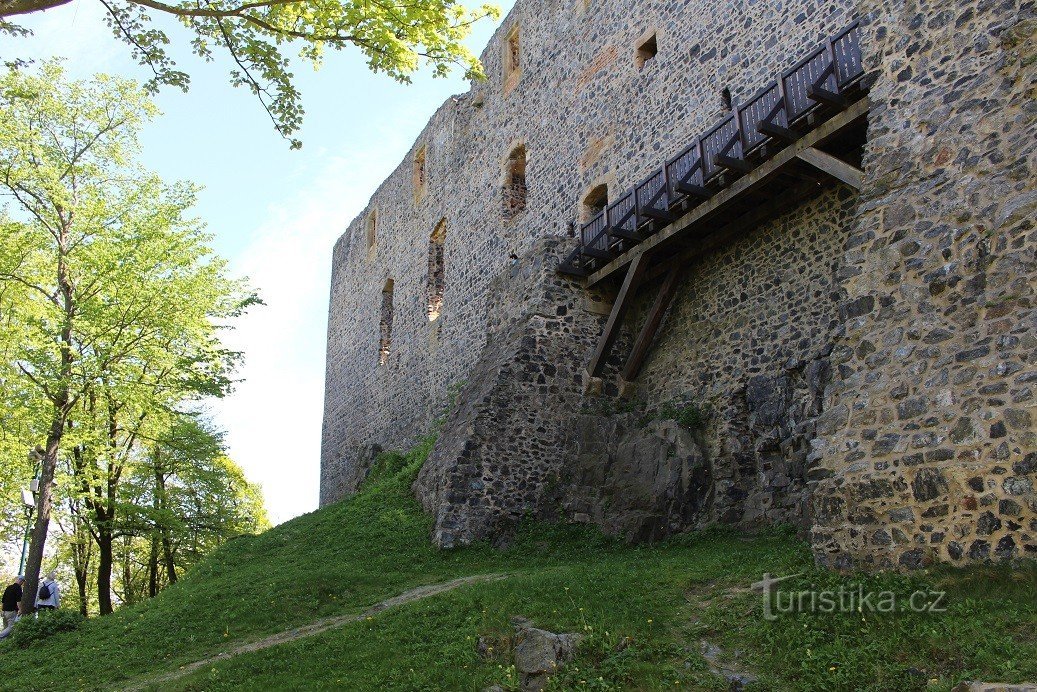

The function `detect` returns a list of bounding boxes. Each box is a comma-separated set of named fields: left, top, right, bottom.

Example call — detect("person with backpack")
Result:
left=2, top=576, right=23, bottom=629
left=36, top=571, right=59, bottom=611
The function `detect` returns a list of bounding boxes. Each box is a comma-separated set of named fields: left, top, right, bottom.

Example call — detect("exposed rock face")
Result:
left=562, top=416, right=711, bottom=542
left=563, top=351, right=832, bottom=542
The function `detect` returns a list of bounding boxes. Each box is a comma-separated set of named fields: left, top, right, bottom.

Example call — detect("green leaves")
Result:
left=3, top=0, right=500, bottom=147
left=0, top=63, right=264, bottom=612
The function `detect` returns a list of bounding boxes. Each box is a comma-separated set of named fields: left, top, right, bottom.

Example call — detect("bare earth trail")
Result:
left=125, top=573, right=508, bottom=691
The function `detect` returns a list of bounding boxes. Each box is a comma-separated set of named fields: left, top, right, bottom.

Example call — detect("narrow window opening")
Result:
left=635, top=32, right=658, bottom=70
left=502, top=145, right=527, bottom=221
left=379, top=279, right=394, bottom=365
left=582, top=184, right=609, bottom=222
left=721, top=87, right=733, bottom=111
left=427, top=220, right=446, bottom=321
left=366, top=209, right=377, bottom=250
left=413, top=145, right=427, bottom=201
left=503, top=25, right=521, bottom=93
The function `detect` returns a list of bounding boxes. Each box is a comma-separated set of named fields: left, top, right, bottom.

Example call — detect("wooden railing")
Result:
left=559, top=20, right=865, bottom=277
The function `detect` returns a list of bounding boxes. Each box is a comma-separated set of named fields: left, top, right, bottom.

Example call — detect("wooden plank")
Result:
left=582, top=246, right=613, bottom=260
left=609, top=227, right=645, bottom=242
left=796, top=146, right=863, bottom=189
left=676, top=181, right=712, bottom=198
left=557, top=263, right=589, bottom=278
left=622, top=264, right=682, bottom=381
left=586, top=96, right=869, bottom=287
left=640, top=206, right=672, bottom=222
left=587, top=253, right=647, bottom=378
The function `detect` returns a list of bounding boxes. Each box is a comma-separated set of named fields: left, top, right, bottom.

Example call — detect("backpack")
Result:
left=38, top=582, right=51, bottom=601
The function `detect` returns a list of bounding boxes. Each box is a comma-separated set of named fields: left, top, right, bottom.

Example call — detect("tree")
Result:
left=0, top=0, right=499, bottom=148
left=122, top=415, right=267, bottom=595
left=0, top=62, right=258, bottom=614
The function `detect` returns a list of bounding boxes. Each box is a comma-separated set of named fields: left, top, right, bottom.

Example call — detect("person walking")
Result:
left=2, top=576, right=23, bottom=629
left=35, top=571, right=59, bottom=611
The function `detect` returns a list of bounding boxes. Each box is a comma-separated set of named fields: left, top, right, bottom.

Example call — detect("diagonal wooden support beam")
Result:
left=621, top=264, right=682, bottom=382
left=587, top=253, right=647, bottom=378
left=796, top=147, right=863, bottom=189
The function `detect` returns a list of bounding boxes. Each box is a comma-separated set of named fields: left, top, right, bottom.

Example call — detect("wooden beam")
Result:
left=586, top=96, right=870, bottom=287
left=795, top=147, right=863, bottom=189
left=758, top=120, right=797, bottom=142
left=807, top=85, right=849, bottom=108
left=716, top=154, right=752, bottom=173
left=622, top=264, right=682, bottom=381
left=587, top=253, right=647, bottom=378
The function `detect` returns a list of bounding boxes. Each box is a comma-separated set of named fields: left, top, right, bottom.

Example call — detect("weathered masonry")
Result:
left=323, top=0, right=1036, bottom=570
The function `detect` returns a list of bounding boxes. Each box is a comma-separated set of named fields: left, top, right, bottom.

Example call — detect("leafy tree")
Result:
left=0, top=0, right=499, bottom=147
left=118, top=415, right=268, bottom=600
left=0, top=62, right=258, bottom=614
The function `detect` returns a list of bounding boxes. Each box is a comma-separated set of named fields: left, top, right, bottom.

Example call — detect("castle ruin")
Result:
left=321, top=0, right=1036, bottom=570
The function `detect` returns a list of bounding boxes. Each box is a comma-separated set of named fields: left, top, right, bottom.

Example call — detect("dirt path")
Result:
left=125, top=573, right=507, bottom=691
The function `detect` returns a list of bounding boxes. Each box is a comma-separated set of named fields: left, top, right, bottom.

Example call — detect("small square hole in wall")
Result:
left=635, top=32, right=658, bottom=70
left=503, top=25, right=521, bottom=94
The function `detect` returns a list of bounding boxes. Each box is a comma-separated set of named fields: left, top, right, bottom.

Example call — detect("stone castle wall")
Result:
left=322, top=0, right=1036, bottom=568
left=809, top=1, right=1037, bottom=570
left=322, top=0, right=858, bottom=501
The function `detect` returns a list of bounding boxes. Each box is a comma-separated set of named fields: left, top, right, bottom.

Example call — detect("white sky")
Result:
left=1, top=0, right=514, bottom=524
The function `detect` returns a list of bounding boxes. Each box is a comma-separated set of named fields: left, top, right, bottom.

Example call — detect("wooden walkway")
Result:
left=557, top=20, right=871, bottom=381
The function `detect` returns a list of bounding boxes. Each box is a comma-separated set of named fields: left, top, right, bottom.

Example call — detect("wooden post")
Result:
left=587, top=253, right=647, bottom=378
left=622, top=264, right=682, bottom=381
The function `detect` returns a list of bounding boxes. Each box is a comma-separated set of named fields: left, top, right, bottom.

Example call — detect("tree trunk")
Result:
left=154, top=461, right=178, bottom=585
left=20, top=217, right=75, bottom=615
left=76, top=564, right=89, bottom=617
left=72, top=510, right=92, bottom=617
left=121, top=535, right=135, bottom=606
left=19, top=424, right=63, bottom=614
left=96, top=528, right=114, bottom=616
left=148, top=533, right=160, bottom=598
left=162, top=533, right=178, bottom=585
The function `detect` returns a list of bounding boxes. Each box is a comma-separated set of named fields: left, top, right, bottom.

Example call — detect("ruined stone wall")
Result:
left=809, top=1, right=1036, bottom=570
left=322, top=0, right=1036, bottom=568
left=321, top=0, right=858, bottom=503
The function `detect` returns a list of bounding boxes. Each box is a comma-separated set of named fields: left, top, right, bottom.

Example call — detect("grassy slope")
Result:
left=4, top=445, right=1035, bottom=691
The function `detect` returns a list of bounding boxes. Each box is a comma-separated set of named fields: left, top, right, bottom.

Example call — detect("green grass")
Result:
left=3, top=441, right=1034, bottom=691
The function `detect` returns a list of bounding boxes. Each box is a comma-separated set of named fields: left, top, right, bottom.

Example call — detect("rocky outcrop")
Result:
left=561, top=349, right=833, bottom=542
left=561, top=416, right=711, bottom=541
left=510, top=617, right=582, bottom=692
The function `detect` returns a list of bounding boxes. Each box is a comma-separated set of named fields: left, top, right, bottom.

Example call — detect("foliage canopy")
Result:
left=0, top=0, right=500, bottom=147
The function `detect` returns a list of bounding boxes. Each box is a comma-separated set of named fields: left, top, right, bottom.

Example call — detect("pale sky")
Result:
left=1, top=0, right=514, bottom=524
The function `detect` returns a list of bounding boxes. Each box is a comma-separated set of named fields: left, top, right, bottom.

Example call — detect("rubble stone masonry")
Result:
left=322, top=0, right=1035, bottom=568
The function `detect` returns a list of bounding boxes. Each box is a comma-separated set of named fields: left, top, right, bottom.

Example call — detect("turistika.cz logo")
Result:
left=751, top=573, right=948, bottom=621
